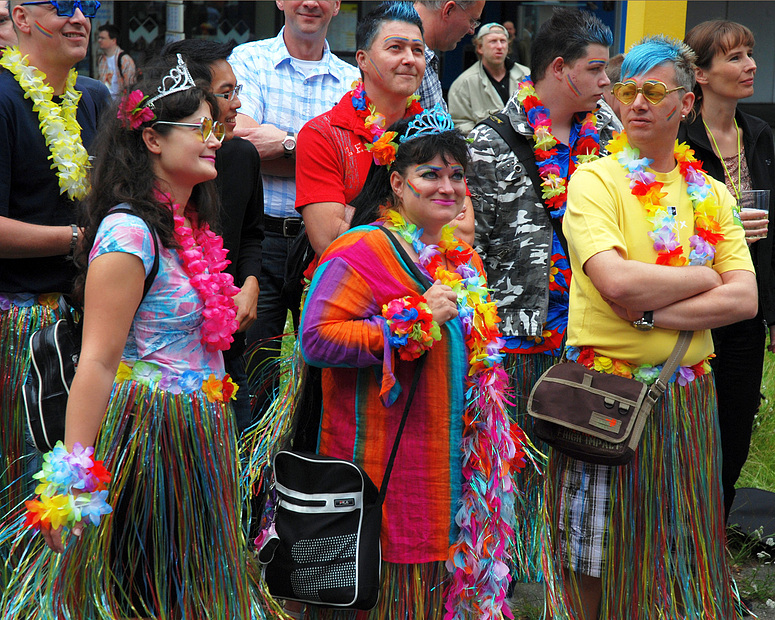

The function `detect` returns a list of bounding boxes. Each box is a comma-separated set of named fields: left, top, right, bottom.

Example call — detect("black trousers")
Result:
left=710, top=313, right=766, bottom=521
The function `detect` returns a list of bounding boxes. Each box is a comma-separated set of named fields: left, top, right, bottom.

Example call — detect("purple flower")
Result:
left=75, top=490, right=113, bottom=526
left=676, top=366, right=695, bottom=386
left=649, top=226, right=679, bottom=252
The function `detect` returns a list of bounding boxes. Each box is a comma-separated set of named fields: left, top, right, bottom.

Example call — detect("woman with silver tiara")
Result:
left=1, top=55, right=275, bottom=619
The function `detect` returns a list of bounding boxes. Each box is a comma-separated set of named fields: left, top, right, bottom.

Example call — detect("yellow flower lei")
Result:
left=0, top=46, right=90, bottom=200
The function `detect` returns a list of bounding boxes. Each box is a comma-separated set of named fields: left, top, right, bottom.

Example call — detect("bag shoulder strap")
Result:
left=110, top=207, right=160, bottom=299
left=116, top=51, right=125, bottom=80
left=375, top=226, right=431, bottom=504
left=646, top=330, right=694, bottom=405
left=478, top=113, right=569, bottom=257
left=378, top=353, right=425, bottom=504
left=378, top=225, right=432, bottom=292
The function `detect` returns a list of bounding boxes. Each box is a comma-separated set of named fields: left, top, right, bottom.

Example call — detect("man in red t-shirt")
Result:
left=297, top=2, right=474, bottom=256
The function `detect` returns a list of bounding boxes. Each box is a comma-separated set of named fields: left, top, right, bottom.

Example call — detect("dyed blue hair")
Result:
left=531, top=8, right=613, bottom=81
left=356, top=2, right=424, bottom=52
left=621, top=35, right=696, bottom=92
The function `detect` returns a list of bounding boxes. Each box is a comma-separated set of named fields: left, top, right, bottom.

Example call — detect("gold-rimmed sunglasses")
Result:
left=153, top=117, right=226, bottom=143
left=612, top=80, right=686, bottom=105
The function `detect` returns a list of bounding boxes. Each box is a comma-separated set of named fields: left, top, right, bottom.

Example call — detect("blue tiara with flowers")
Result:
left=400, top=103, right=456, bottom=144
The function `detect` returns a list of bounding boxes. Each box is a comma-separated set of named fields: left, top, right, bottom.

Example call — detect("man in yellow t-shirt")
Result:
left=544, top=35, right=757, bottom=620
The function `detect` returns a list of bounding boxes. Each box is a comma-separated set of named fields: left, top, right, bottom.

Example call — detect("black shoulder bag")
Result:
left=23, top=209, right=160, bottom=452
left=259, top=226, right=432, bottom=609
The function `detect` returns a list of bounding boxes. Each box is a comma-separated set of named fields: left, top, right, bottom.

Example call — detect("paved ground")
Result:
left=509, top=562, right=775, bottom=619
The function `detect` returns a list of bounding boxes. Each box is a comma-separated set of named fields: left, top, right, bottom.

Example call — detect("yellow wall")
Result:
left=624, top=1, right=688, bottom=51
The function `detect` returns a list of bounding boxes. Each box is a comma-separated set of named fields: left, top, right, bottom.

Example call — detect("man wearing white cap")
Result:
left=448, top=22, right=528, bottom=133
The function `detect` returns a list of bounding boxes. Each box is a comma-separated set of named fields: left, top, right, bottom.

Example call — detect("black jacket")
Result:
left=679, top=110, right=775, bottom=325
left=216, top=136, right=264, bottom=358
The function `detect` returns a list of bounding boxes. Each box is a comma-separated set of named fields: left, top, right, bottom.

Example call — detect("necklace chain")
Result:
left=703, top=116, right=742, bottom=203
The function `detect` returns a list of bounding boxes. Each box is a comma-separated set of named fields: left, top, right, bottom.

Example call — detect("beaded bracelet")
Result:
left=25, top=441, right=113, bottom=532
left=382, top=295, right=441, bottom=361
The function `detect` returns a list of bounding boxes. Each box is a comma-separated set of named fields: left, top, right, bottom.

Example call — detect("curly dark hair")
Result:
left=349, top=116, right=470, bottom=229
left=73, top=58, right=220, bottom=302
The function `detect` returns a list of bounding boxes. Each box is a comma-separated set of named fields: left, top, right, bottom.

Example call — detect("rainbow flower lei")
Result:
left=566, top=345, right=712, bottom=386
left=379, top=209, right=527, bottom=620
left=382, top=296, right=441, bottom=360
left=157, top=192, right=240, bottom=352
left=0, top=46, right=90, bottom=200
left=115, top=361, right=239, bottom=402
left=351, top=79, right=423, bottom=166
left=607, top=132, right=724, bottom=265
left=25, top=442, right=113, bottom=532
left=516, top=78, right=600, bottom=216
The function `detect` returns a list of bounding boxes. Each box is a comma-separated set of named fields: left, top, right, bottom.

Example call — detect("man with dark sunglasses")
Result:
left=0, top=0, right=109, bottom=587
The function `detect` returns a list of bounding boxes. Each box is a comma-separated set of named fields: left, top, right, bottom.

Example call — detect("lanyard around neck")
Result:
left=703, top=117, right=742, bottom=204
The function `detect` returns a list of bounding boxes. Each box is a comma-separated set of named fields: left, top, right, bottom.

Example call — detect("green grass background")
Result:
left=737, top=347, right=775, bottom=492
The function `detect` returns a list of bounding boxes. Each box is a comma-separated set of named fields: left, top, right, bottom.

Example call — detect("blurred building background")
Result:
left=81, top=1, right=775, bottom=124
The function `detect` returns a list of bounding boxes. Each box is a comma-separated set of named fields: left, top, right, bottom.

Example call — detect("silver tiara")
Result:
left=147, top=54, right=197, bottom=109
left=400, top=103, right=456, bottom=144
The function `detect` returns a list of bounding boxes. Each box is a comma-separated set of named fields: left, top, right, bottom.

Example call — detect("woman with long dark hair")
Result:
left=3, top=55, right=259, bottom=619
left=298, top=107, right=525, bottom=619
left=681, top=21, right=775, bottom=521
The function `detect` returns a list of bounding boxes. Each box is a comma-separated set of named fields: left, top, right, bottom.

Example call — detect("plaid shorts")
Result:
left=557, top=458, right=613, bottom=578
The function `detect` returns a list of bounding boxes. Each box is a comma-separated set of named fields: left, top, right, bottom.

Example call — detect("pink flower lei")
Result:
left=158, top=191, right=240, bottom=352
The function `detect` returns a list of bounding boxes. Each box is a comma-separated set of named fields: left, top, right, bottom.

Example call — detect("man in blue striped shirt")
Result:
left=229, top=1, right=358, bottom=414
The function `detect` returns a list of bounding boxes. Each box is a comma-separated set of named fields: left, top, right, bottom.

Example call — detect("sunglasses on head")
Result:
left=153, top=117, right=226, bottom=143
left=21, top=0, right=101, bottom=18
left=612, top=80, right=686, bottom=106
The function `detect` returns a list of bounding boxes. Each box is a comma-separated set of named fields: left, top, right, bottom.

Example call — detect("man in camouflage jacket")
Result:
left=465, top=7, right=622, bottom=584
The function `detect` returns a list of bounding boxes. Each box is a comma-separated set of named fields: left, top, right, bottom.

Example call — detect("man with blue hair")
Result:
left=466, top=6, right=620, bottom=585
left=545, top=34, right=757, bottom=619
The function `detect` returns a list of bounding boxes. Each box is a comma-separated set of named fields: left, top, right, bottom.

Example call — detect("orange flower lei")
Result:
left=379, top=209, right=526, bottom=618
left=607, top=132, right=725, bottom=266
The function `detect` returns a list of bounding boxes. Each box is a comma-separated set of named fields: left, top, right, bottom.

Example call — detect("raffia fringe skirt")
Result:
left=1, top=378, right=281, bottom=619
left=542, top=372, right=737, bottom=619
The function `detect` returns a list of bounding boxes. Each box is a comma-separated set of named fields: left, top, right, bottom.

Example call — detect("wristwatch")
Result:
left=632, top=310, right=654, bottom=331
left=282, top=131, right=296, bottom=158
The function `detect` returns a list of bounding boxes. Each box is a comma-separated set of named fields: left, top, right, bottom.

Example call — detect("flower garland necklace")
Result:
left=379, top=209, right=527, bottom=620
left=158, top=192, right=240, bottom=351
left=607, top=132, right=724, bottom=266
left=516, top=78, right=601, bottom=215
left=350, top=79, right=423, bottom=166
left=0, top=46, right=90, bottom=200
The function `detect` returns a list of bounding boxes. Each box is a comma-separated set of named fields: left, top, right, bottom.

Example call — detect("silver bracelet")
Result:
left=67, top=223, right=78, bottom=259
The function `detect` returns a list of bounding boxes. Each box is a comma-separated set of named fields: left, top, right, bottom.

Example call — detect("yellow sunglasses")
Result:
left=612, top=80, right=686, bottom=105
left=153, top=117, right=225, bottom=143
